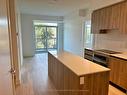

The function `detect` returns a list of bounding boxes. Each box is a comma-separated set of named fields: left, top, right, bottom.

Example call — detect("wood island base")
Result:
left=48, top=51, right=110, bottom=95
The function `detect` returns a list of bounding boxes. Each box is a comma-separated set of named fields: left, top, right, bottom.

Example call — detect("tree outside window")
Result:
left=34, top=22, right=57, bottom=51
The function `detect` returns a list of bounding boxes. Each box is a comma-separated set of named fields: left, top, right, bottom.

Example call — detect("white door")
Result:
left=0, top=0, right=15, bottom=95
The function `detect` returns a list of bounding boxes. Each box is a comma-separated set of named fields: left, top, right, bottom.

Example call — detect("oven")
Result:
left=93, top=49, right=121, bottom=67
left=93, top=52, right=108, bottom=67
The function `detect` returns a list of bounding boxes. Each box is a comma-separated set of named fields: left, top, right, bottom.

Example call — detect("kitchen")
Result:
left=1, top=0, right=127, bottom=95
left=84, top=0, right=127, bottom=94
left=48, top=1, right=127, bottom=94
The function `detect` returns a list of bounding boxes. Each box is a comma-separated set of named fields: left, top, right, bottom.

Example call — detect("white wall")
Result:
left=63, top=0, right=123, bottom=57
left=16, top=12, right=23, bottom=66
left=58, top=23, right=64, bottom=51
left=21, top=14, right=63, bottom=57
left=16, top=1, right=23, bottom=84
left=64, top=12, right=88, bottom=56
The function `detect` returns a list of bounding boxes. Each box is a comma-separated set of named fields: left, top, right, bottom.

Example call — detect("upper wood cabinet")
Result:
left=91, top=1, right=127, bottom=34
left=91, top=10, right=99, bottom=33
left=109, top=3, right=121, bottom=29
left=91, top=7, right=111, bottom=33
left=119, top=1, right=127, bottom=33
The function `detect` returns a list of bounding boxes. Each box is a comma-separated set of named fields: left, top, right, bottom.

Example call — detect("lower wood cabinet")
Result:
left=108, top=57, right=127, bottom=90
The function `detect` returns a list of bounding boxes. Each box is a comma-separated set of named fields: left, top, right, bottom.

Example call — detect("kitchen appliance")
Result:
left=93, top=49, right=121, bottom=67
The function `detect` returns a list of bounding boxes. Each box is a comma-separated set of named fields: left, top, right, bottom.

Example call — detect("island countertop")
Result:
left=48, top=51, right=110, bottom=76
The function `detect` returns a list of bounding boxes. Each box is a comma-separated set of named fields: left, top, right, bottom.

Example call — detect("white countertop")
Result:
left=48, top=51, right=110, bottom=76
left=110, top=52, right=127, bottom=60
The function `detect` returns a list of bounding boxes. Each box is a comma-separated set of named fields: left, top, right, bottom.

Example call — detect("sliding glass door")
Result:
left=47, top=27, right=57, bottom=49
left=35, top=25, right=57, bottom=52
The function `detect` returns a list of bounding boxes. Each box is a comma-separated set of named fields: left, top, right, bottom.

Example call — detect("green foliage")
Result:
left=35, top=26, right=57, bottom=49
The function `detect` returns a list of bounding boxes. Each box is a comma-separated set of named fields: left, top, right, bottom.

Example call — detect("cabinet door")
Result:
left=104, top=7, right=112, bottom=29
left=109, top=57, right=127, bottom=90
left=124, top=1, right=127, bottom=34
left=119, top=1, right=127, bottom=33
left=91, top=8, right=111, bottom=33
left=108, top=57, right=121, bottom=84
left=98, top=9, right=105, bottom=30
left=96, top=7, right=112, bottom=30
left=91, top=11, right=99, bottom=33
left=118, top=59, right=127, bottom=90
left=109, top=3, right=121, bottom=29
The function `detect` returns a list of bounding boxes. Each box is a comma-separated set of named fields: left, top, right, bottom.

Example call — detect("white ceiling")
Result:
left=17, top=0, right=123, bottom=16
left=17, top=0, right=90, bottom=16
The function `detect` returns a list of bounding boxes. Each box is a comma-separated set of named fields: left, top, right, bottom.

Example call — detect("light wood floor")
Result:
left=16, top=53, right=126, bottom=95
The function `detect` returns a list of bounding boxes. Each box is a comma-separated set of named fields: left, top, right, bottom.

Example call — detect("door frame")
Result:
left=7, top=0, right=20, bottom=92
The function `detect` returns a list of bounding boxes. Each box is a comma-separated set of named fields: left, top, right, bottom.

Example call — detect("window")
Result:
left=84, top=21, right=93, bottom=48
left=34, top=21, right=58, bottom=52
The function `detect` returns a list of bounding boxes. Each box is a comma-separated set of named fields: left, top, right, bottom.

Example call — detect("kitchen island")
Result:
left=48, top=51, right=110, bottom=95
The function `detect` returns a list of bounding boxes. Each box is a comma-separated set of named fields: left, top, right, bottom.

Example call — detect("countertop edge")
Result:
left=110, top=54, right=127, bottom=61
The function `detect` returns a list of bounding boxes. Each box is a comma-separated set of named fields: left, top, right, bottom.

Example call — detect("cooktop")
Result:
left=95, top=49, right=121, bottom=54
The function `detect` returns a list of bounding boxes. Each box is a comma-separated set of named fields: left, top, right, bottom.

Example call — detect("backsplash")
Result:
left=94, top=29, right=127, bottom=52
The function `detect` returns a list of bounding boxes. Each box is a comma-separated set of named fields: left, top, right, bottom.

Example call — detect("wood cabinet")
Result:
left=119, top=1, right=127, bottom=34
left=91, top=7, right=112, bottom=33
left=103, top=7, right=111, bottom=29
left=48, top=52, right=109, bottom=95
left=109, top=3, right=121, bottom=29
left=91, top=10, right=100, bottom=33
left=92, top=1, right=127, bottom=34
left=108, top=57, right=127, bottom=90
left=108, top=57, right=120, bottom=84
